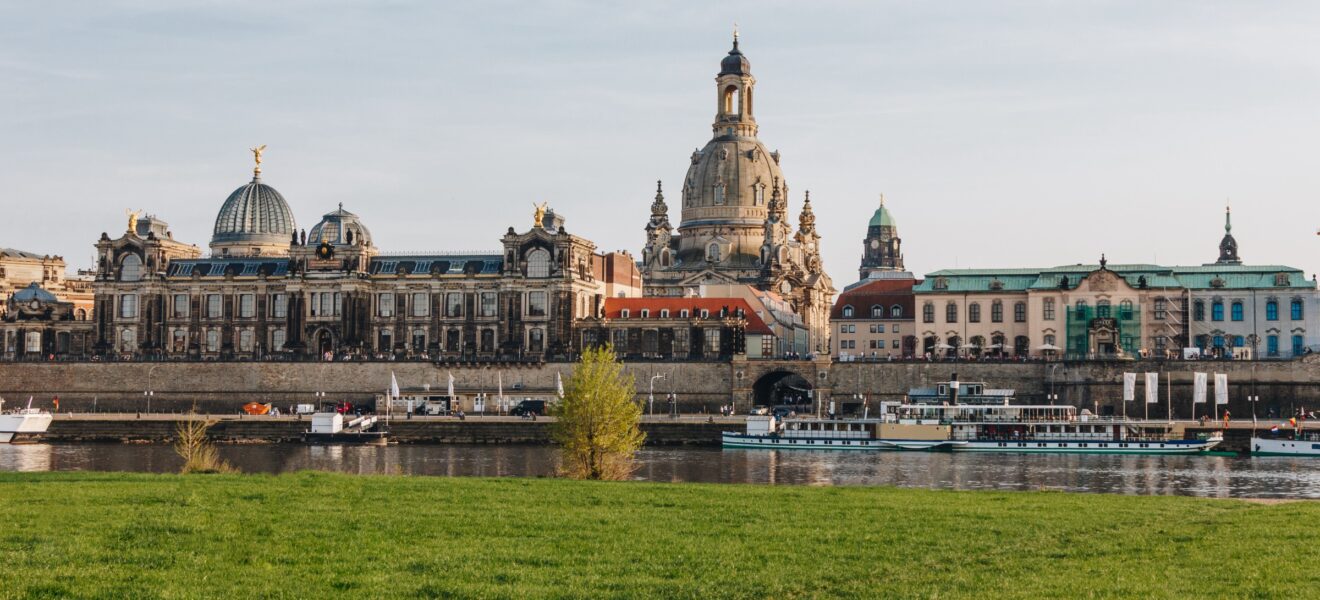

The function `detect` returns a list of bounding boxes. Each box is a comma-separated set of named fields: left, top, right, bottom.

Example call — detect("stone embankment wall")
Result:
left=3, top=357, right=1319, bottom=419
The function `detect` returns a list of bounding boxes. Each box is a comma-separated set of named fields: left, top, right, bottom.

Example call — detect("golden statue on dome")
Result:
left=250, top=144, right=267, bottom=176
left=533, top=202, right=548, bottom=228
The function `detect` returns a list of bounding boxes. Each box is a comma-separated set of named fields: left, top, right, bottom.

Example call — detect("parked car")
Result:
left=511, top=400, right=547, bottom=417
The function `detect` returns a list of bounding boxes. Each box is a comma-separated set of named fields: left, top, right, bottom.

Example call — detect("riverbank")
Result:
left=1, top=472, right=1316, bottom=598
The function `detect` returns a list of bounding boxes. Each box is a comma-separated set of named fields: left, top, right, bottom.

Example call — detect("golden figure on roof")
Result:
left=533, top=202, right=548, bottom=228
left=250, top=144, right=267, bottom=176
left=125, top=208, right=141, bottom=233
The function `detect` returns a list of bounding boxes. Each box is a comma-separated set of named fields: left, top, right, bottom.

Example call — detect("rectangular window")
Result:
left=877, top=324, right=885, bottom=334
left=272, top=293, right=287, bottom=318
left=271, top=329, right=286, bottom=351
left=840, top=324, right=848, bottom=334
left=172, top=329, right=187, bottom=353
left=206, top=329, right=219, bottom=352
left=946, top=303, right=958, bottom=324
left=705, top=328, right=721, bottom=353
left=1231, top=302, right=1244, bottom=322
left=527, top=292, right=547, bottom=317
left=412, top=292, right=429, bottom=317
left=1268, top=335, right=1279, bottom=356
left=445, top=292, right=463, bottom=317
left=481, top=292, right=497, bottom=317
left=379, top=293, right=394, bottom=317
left=1292, top=300, right=1304, bottom=320
left=893, top=324, right=899, bottom=334
left=239, top=330, right=253, bottom=352
left=239, top=294, right=255, bottom=318
left=1014, top=302, right=1026, bottom=323
left=762, top=336, right=774, bottom=356
left=1267, top=301, right=1278, bottom=321
left=991, top=302, right=1003, bottom=323
left=1211, top=302, right=1224, bottom=321
left=119, top=294, right=138, bottom=318
left=1154, top=299, right=1167, bottom=320
left=173, top=294, right=189, bottom=318
left=207, top=294, right=222, bottom=319
left=892, top=339, right=900, bottom=349
left=1043, top=298, right=1055, bottom=321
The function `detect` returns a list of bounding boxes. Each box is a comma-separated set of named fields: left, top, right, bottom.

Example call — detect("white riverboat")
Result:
left=0, top=398, right=53, bottom=444
left=724, top=394, right=1221, bottom=454
left=1251, top=431, right=1320, bottom=457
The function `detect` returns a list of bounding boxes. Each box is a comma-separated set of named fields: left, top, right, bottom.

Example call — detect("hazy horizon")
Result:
left=4, top=1, right=1319, bottom=285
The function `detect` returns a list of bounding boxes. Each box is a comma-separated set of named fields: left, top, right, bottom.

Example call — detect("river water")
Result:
left=4, top=443, right=1320, bottom=498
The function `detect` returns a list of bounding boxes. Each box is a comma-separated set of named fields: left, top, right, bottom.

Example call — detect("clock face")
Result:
left=30, top=300, right=40, bottom=309
left=869, top=240, right=879, bottom=249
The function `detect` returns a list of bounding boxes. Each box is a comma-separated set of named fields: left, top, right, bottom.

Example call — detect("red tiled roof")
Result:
left=602, top=297, right=774, bottom=335
left=831, top=279, right=917, bottom=319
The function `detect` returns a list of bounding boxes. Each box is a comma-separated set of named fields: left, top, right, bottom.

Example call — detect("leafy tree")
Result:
left=553, top=345, right=645, bottom=480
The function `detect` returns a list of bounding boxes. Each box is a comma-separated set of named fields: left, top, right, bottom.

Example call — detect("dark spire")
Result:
left=1216, top=203, right=1242, bottom=265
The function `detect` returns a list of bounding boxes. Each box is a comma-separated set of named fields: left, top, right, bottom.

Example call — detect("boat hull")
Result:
left=1251, top=436, right=1320, bottom=457
left=722, top=432, right=1220, bottom=454
left=302, top=431, right=389, bottom=445
left=0, top=413, right=53, bottom=444
left=721, top=432, right=961, bottom=451
left=952, top=438, right=1221, bottom=454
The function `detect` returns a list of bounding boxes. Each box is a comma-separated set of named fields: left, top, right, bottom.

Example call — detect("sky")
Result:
left=3, top=1, right=1320, bottom=284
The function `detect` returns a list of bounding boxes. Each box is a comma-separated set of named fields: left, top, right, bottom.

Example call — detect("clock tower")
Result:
left=859, top=195, right=904, bottom=280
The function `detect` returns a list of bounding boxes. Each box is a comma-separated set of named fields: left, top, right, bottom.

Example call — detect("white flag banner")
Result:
left=556, top=372, right=565, bottom=399
left=1214, top=373, right=1229, bottom=405
left=390, top=371, right=401, bottom=399
left=447, top=371, right=456, bottom=398
left=498, top=373, right=505, bottom=411
left=1145, top=372, right=1159, bottom=404
left=1122, top=373, right=1136, bottom=402
left=1193, top=372, right=1208, bottom=404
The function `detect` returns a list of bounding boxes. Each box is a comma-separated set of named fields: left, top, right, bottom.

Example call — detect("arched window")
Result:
left=842, top=305, right=854, bottom=318
left=945, top=302, right=958, bottom=323
left=922, top=302, right=934, bottom=323
left=968, top=303, right=981, bottom=323
left=754, top=184, right=765, bottom=206
left=1266, top=300, right=1278, bottom=321
left=1292, top=299, right=1304, bottom=320
left=1211, top=300, right=1224, bottom=321
left=722, top=85, right=739, bottom=114
left=891, top=305, right=902, bottom=318
left=871, top=305, right=884, bottom=318
left=1075, top=300, right=1088, bottom=319
left=76, top=308, right=87, bottom=320
left=1043, top=333, right=1056, bottom=347
left=990, top=300, right=1003, bottom=323
left=660, top=249, right=671, bottom=267
left=1231, top=301, right=1244, bottom=322
left=707, top=244, right=721, bottom=262
left=1096, top=300, right=1111, bottom=318
left=120, top=254, right=142, bottom=282
left=526, top=248, right=551, bottom=278
left=1119, top=300, right=1134, bottom=320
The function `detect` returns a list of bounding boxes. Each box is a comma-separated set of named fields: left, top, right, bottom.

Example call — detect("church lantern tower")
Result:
left=859, top=194, right=904, bottom=279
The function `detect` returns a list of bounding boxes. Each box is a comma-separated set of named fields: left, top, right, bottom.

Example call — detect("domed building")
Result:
left=641, top=36, right=835, bottom=353
left=307, top=204, right=373, bottom=248
left=210, top=159, right=297, bottom=256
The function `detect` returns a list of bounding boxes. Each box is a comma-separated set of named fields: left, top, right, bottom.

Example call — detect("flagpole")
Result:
left=1166, top=369, right=1172, bottom=422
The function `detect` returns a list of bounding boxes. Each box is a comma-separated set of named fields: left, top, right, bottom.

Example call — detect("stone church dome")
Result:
left=210, top=175, right=297, bottom=256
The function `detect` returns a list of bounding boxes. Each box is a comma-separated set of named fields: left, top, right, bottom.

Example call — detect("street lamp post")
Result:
left=143, top=389, right=153, bottom=415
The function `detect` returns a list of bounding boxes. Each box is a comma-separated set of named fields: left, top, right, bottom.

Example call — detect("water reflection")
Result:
left=3, top=443, right=1320, bottom=499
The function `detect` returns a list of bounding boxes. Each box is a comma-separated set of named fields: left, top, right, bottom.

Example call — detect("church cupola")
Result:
left=1216, top=204, right=1241, bottom=265
left=713, top=30, right=757, bottom=138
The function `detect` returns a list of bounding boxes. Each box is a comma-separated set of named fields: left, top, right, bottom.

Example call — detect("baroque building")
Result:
left=639, top=36, right=835, bottom=353
left=92, top=155, right=639, bottom=360
left=858, top=195, right=904, bottom=280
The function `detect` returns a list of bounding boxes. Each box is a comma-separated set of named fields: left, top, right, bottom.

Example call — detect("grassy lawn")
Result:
left=1, top=472, right=1318, bottom=599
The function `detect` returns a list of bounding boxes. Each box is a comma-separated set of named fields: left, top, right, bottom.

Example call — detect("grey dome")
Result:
left=308, top=204, right=372, bottom=247
left=719, top=39, right=750, bottom=76
left=212, top=176, right=297, bottom=247
left=11, top=282, right=59, bottom=303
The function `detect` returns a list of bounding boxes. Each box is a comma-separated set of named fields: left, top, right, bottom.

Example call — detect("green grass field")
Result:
left=1, top=472, right=1318, bottom=599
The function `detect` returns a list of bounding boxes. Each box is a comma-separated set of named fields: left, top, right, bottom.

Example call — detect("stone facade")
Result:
left=91, top=162, right=639, bottom=360
left=639, top=38, right=834, bottom=354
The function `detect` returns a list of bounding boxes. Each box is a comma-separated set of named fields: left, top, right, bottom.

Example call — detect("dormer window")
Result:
left=640, top=309, right=650, bottom=318
left=934, top=277, right=948, bottom=290
left=620, top=309, right=630, bottom=318
left=680, top=309, right=690, bottom=318
left=660, top=309, right=669, bottom=318
left=989, top=278, right=1004, bottom=291
left=700, top=309, right=710, bottom=318
left=1275, top=273, right=1291, bottom=286
left=1210, top=277, right=1226, bottom=288
left=842, top=305, right=854, bottom=318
